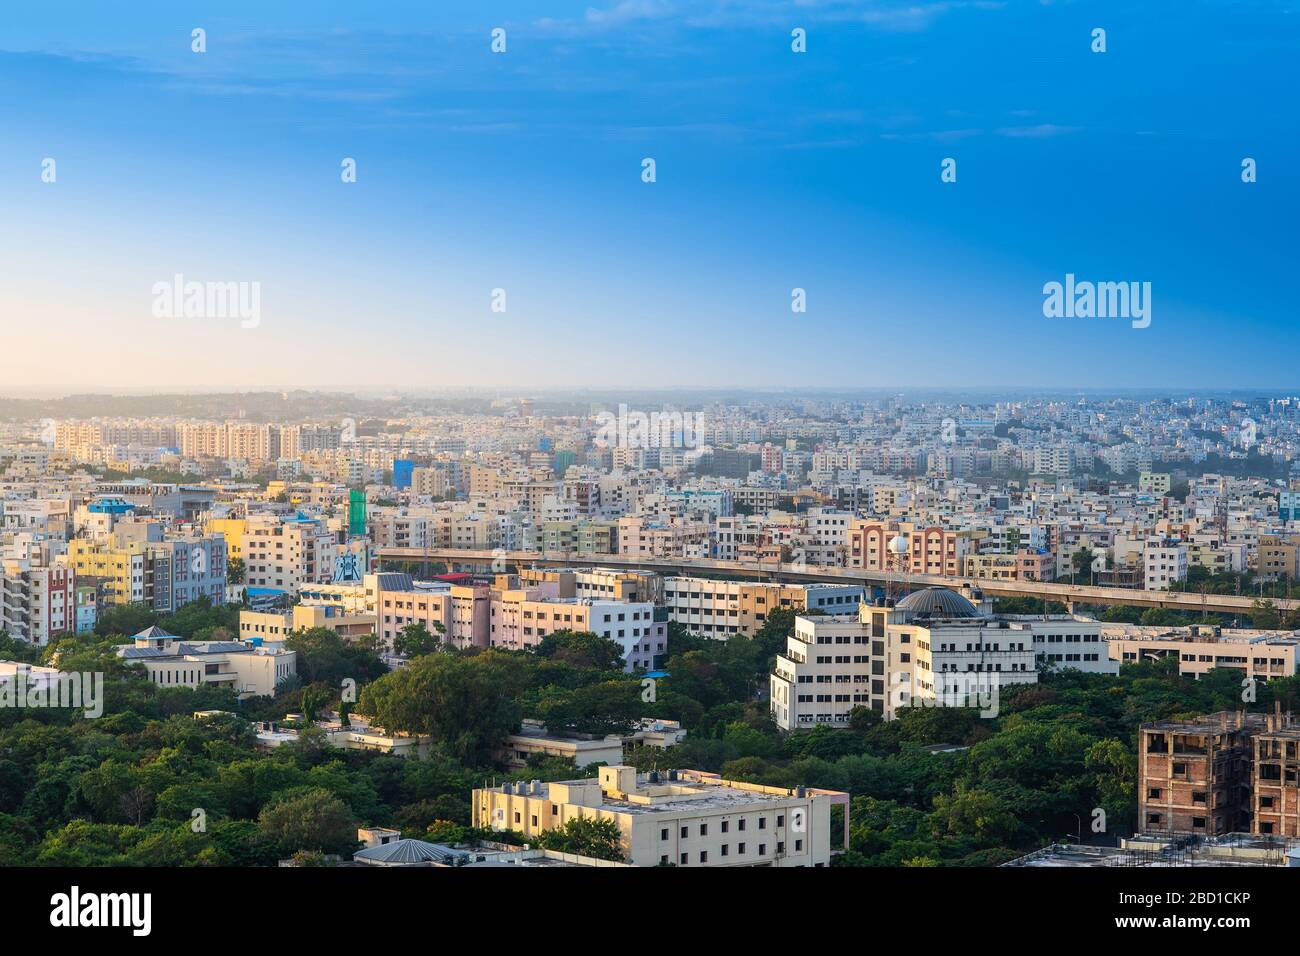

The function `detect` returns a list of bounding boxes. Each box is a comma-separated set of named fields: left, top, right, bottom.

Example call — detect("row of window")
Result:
left=662, top=841, right=800, bottom=865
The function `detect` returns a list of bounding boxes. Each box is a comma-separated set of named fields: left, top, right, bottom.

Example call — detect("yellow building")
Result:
left=206, top=517, right=249, bottom=559
left=66, top=539, right=148, bottom=605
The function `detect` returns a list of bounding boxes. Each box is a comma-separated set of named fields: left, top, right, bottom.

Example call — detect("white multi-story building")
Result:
left=0, top=560, right=75, bottom=645
left=1032, top=446, right=1074, bottom=477
left=664, top=577, right=864, bottom=638
left=1143, top=537, right=1188, bottom=590
left=771, top=614, right=875, bottom=731
left=1003, top=614, right=1118, bottom=674
left=771, top=587, right=1042, bottom=728
left=242, top=514, right=338, bottom=595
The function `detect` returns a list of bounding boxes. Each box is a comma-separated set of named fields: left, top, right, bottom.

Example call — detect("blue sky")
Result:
left=0, top=1, right=1296, bottom=392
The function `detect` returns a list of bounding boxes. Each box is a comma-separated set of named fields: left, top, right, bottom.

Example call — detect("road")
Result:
left=372, top=547, right=1300, bottom=616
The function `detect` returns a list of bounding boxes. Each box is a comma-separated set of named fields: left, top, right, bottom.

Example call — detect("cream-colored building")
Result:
left=116, top=625, right=296, bottom=698
left=519, top=566, right=662, bottom=605
left=410, top=467, right=450, bottom=498
left=241, top=514, right=338, bottom=595
left=489, top=587, right=663, bottom=670
left=1106, top=623, right=1300, bottom=681
left=473, top=765, right=848, bottom=867
left=663, top=576, right=863, bottom=638
left=1139, top=472, right=1173, bottom=496
left=377, top=582, right=490, bottom=650
left=617, top=516, right=711, bottom=559
left=239, top=604, right=376, bottom=644
left=500, top=720, right=626, bottom=769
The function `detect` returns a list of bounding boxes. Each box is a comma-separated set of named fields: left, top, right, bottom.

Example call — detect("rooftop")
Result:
left=353, top=839, right=470, bottom=867
left=488, top=766, right=844, bottom=817
left=1005, top=833, right=1300, bottom=868
left=1141, top=711, right=1270, bottom=735
left=895, top=587, right=980, bottom=619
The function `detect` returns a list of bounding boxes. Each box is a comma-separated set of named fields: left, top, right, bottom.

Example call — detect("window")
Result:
left=661, top=828, right=669, bottom=840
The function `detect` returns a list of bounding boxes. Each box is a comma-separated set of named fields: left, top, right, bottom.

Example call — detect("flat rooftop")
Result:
left=1006, top=833, right=1299, bottom=868
left=1142, top=711, right=1269, bottom=734
left=496, top=770, right=837, bottom=817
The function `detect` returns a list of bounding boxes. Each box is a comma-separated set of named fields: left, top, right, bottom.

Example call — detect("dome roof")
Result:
left=353, top=839, right=469, bottom=866
left=895, top=587, right=979, bottom=619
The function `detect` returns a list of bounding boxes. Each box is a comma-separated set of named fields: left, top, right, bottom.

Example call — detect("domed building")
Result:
left=894, top=586, right=983, bottom=620
left=772, top=584, right=1047, bottom=730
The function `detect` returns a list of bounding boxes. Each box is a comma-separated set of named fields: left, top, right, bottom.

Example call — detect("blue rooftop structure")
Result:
left=86, top=496, right=134, bottom=515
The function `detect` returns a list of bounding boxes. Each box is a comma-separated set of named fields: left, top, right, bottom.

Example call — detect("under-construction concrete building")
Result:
left=1253, top=711, right=1300, bottom=837
left=1139, top=708, right=1298, bottom=837
left=1139, top=711, right=1267, bottom=836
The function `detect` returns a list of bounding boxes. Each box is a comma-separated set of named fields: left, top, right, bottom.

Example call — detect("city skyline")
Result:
left=3, top=0, right=1296, bottom=391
